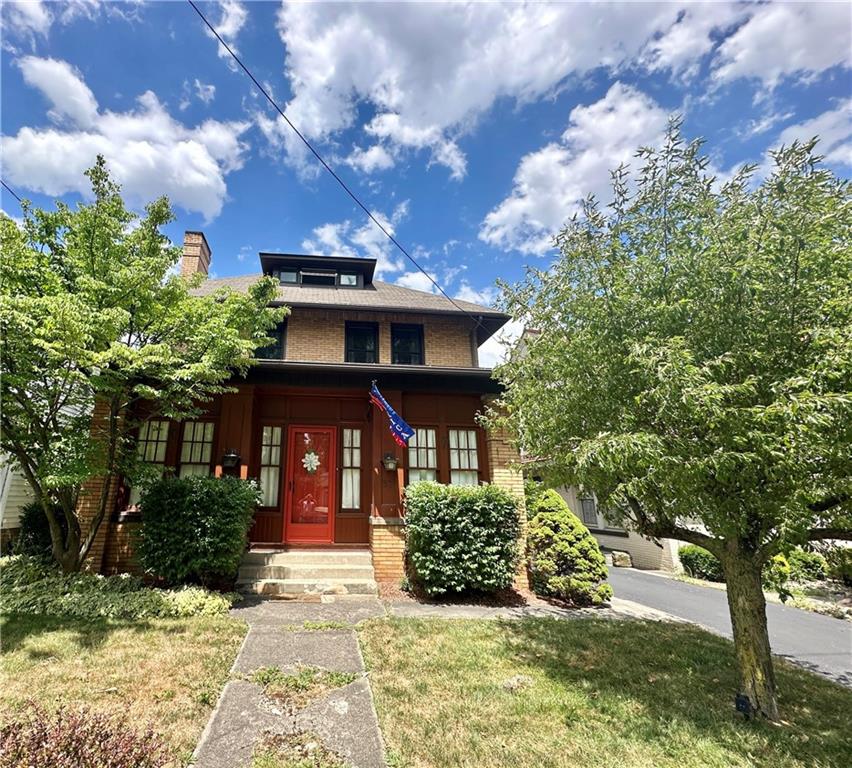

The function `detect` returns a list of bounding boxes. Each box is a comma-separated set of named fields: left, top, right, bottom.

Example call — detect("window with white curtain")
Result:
left=179, top=421, right=214, bottom=477
left=341, top=428, right=361, bottom=509
left=259, top=426, right=282, bottom=507
left=449, top=428, right=479, bottom=486
left=128, top=420, right=170, bottom=506
left=408, top=427, right=437, bottom=483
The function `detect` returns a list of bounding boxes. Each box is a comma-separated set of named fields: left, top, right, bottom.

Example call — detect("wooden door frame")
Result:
left=283, top=424, right=337, bottom=544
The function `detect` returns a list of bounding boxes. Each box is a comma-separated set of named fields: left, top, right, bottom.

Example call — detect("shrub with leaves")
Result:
left=0, top=555, right=236, bottom=619
left=526, top=490, right=612, bottom=605
left=788, top=549, right=828, bottom=582
left=0, top=703, right=171, bottom=768
left=679, top=545, right=725, bottom=582
left=137, top=475, right=259, bottom=585
left=13, top=501, right=67, bottom=561
left=404, top=482, right=521, bottom=596
left=824, top=547, right=852, bottom=586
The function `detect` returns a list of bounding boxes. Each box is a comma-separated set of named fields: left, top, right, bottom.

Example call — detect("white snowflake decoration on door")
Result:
left=302, top=450, right=320, bottom=474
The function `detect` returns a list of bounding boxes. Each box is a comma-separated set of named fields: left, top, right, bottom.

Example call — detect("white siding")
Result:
left=0, top=467, right=33, bottom=530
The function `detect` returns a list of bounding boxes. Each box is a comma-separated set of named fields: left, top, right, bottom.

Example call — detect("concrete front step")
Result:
left=242, top=548, right=372, bottom=567
left=238, top=547, right=377, bottom=597
left=237, top=564, right=376, bottom=582
left=239, top=578, right=379, bottom=597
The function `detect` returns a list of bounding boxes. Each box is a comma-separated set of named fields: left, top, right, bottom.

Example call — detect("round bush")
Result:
left=788, top=549, right=828, bottom=582
left=137, top=476, right=259, bottom=586
left=13, top=501, right=67, bottom=561
left=404, top=482, right=521, bottom=597
left=526, top=490, right=612, bottom=606
left=679, top=544, right=724, bottom=582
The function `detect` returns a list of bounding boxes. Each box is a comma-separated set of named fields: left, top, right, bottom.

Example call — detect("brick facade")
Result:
left=370, top=517, right=407, bottom=582
left=285, top=308, right=476, bottom=367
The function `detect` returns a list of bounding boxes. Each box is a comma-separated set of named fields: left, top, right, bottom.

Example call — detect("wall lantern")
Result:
left=381, top=452, right=399, bottom=472
left=221, top=449, right=241, bottom=468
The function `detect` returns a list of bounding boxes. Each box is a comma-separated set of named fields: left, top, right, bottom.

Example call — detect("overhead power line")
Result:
left=1, top=179, right=23, bottom=204
left=185, top=0, right=486, bottom=332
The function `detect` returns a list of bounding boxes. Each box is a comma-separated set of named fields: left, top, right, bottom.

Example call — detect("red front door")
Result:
left=284, top=426, right=336, bottom=544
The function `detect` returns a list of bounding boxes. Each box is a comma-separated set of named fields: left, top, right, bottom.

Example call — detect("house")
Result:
left=0, top=461, right=32, bottom=552
left=78, top=232, right=526, bottom=594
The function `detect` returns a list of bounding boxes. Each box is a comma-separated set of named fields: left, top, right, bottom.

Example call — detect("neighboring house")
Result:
left=556, top=485, right=684, bottom=571
left=78, top=232, right=525, bottom=591
left=0, top=461, right=32, bottom=551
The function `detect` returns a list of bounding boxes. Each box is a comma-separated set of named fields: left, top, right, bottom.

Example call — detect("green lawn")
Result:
left=359, top=617, right=851, bottom=768
left=0, top=613, right=246, bottom=764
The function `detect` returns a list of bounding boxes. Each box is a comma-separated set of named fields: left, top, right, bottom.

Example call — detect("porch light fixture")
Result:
left=381, top=452, right=399, bottom=472
left=221, top=449, right=241, bottom=468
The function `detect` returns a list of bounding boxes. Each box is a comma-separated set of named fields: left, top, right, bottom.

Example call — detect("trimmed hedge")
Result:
left=0, top=555, right=237, bottom=619
left=404, top=482, right=521, bottom=597
left=526, top=490, right=612, bottom=606
left=679, top=545, right=724, bottom=582
left=137, top=476, right=258, bottom=586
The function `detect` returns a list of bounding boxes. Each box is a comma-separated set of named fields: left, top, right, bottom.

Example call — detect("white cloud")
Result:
left=301, top=201, right=410, bottom=277
left=194, top=79, right=216, bottom=105
left=396, top=271, right=438, bottom=293
left=272, top=2, right=682, bottom=179
left=480, top=83, right=668, bottom=254
left=205, top=0, right=247, bottom=65
left=772, top=99, right=852, bottom=169
left=1, top=0, right=51, bottom=39
left=345, top=144, right=395, bottom=174
left=478, top=319, right=524, bottom=369
left=18, top=56, right=99, bottom=127
left=456, top=282, right=497, bottom=307
left=3, top=57, right=249, bottom=220
left=712, top=3, right=852, bottom=89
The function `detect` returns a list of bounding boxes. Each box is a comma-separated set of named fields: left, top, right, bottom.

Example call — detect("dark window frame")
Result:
left=391, top=323, right=425, bottom=365
left=257, top=320, right=287, bottom=360
left=345, top=321, right=380, bottom=364
left=177, top=419, right=216, bottom=478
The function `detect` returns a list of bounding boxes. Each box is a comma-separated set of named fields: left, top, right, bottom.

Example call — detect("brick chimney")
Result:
left=181, top=231, right=211, bottom=278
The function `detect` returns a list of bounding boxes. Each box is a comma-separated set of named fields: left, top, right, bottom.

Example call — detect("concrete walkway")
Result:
left=192, top=597, right=387, bottom=768
left=191, top=593, right=680, bottom=766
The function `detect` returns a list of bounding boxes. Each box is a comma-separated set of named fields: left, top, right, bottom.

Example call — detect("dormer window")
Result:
left=339, top=273, right=358, bottom=287
left=301, top=270, right=336, bottom=286
left=277, top=270, right=298, bottom=284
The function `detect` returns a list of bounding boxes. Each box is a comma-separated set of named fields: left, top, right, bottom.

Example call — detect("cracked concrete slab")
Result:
left=296, top=679, right=387, bottom=768
left=234, top=629, right=365, bottom=676
left=231, top=596, right=386, bottom=628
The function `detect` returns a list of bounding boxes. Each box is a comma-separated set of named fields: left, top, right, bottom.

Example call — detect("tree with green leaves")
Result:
left=0, top=156, right=283, bottom=573
left=492, top=124, right=851, bottom=720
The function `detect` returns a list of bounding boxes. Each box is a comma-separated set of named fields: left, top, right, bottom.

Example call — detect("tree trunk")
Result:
left=722, top=549, right=778, bottom=721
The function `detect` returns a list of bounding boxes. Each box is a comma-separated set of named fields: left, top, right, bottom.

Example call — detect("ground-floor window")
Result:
left=408, top=427, right=438, bottom=483
left=580, top=496, right=598, bottom=526
left=178, top=421, right=214, bottom=477
left=128, top=419, right=170, bottom=507
left=449, top=428, right=479, bottom=486
left=259, top=426, right=282, bottom=508
left=341, top=428, right=361, bottom=509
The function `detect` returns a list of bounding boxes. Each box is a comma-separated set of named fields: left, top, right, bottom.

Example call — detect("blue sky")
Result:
left=2, top=1, right=850, bottom=363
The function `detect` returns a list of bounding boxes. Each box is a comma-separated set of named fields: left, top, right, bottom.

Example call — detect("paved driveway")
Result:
left=608, top=567, right=852, bottom=686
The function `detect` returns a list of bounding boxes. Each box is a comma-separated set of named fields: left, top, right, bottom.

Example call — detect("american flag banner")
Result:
left=369, top=382, right=415, bottom=448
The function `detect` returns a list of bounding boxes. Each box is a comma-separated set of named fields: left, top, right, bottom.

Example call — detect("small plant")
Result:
left=248, top=666, right=357, bottom=709
left=526, top=490, right=612, bottom=605
left=404, top=482, right=521, bottom=596
left=137, top=475, right=259, bottom=585
left=252, top=732, right=345, bottom=768
left=679, top=545, right=724, bottom=582
left=301, top=620, right=351, bottom=631
left=762, top=553, right=792, bottom=599
left=788, top=549, right=828, bottom=581
left=0, top=703, right=172, bottom=768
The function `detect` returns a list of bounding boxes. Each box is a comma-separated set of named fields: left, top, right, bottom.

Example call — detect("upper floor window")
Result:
left=345, top=322, right=379, bottom=363
left=339, top=273, right=358, bottom=287
left=449, top=428, right=479, bottom=486
left=579, top=496, right=598, bottom=527
left=408, top=427, right=437, bottom=483
left=179, top=421, right=214, bottom=477
left=257, top=321, right=286, bottom=360
left=391, top=324, right=424, bottom=365
left=128, top=420, right=170, bottom=506
left=301, top=270, right=336, bottom=286
left=276, top=270, right=298, bottom=284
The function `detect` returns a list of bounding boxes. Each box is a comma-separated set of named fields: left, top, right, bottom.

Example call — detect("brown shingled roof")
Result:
left=193, top=274, right=509, bottom=343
